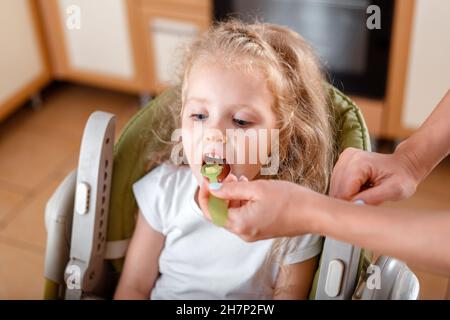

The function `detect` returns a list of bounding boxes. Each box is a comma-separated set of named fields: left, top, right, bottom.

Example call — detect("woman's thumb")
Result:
left=351, top=184, right=392, bottom=205
left=209, top=181, right=256, bottom=201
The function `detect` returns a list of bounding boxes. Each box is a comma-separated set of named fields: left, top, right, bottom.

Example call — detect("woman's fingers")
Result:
left=352, top=177, right=414, bottom=205
left=335, top=167, right=372, bottom=200
left=330, top=148, right=353, bottom=198
left=331, top=147, right=419, bottom=204
left=223, top=174, right=241, bottom=208
left=351, top=184, right=390, bottom=205
left=198, top=178, right=212, bottom=221
left=199, top=173, right=241, bottom=219
left=330, top=148, right=372, bottom=200
left=234, top=175, right=249, bottom=207
left=209, top=180, right=258, bottom=201
left=224, top=206, right=257, bottom=242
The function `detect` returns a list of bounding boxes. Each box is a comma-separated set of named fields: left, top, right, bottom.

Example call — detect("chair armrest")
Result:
left=358, top=255, right=420, bottom=300
left=43, top=170, right=77, bottom=298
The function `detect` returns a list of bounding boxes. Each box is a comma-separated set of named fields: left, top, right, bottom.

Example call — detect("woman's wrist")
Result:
left=393, top=138, right=427, bottom=186
left=289, top=186, right=332, bottom=236
left=394, top=91, right=450, bottom=186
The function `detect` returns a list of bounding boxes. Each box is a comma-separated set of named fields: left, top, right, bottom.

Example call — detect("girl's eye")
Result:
left=190, top=113, right=208, bottom=121
left=233, top=118, right=252, bottom=127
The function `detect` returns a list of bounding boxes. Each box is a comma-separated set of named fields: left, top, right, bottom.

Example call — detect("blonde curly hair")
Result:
left=149, top=19, right=335, bottom=194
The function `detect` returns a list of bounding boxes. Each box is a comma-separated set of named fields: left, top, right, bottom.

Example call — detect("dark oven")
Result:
left=213, top=0, right=395, bottom=98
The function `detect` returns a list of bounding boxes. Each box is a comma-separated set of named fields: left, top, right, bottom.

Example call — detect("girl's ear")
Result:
left=181, top=146, right=188, bottom=164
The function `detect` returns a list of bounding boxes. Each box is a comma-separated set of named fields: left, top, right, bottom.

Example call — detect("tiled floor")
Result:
left=0, top=83, right=139, bottom=299
left=0, top=83, right=448, bottom=299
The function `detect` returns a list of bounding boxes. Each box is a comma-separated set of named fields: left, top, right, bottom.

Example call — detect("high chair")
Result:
left=43, top=85, right=420, bottom=300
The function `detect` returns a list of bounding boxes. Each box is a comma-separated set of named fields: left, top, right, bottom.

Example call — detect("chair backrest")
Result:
left=106, top=84, right=372, bottom=281
left=309, top=86, right=372, bottom=299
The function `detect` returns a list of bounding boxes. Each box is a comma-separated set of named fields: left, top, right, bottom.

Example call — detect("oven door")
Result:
left=214, top=0, right=394, bottom=98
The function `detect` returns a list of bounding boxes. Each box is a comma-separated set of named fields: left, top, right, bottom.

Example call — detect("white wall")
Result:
left=402, top=0, right=450, bottom=129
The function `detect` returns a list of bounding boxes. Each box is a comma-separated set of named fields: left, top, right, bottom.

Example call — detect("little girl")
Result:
left=114, top=20, right=334, bottom=299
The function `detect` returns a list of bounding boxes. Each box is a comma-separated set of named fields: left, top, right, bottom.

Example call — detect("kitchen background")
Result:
left=0, top=0, right=449, bottom=299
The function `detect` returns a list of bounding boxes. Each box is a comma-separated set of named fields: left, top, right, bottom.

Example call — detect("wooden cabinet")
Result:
left=137, top=0, right=211, bottom=93
left=38, top=0, right=211, bottom=95
left=39, top=0, right=145, bottom=92
left=0, top=0, right=50, bottom=121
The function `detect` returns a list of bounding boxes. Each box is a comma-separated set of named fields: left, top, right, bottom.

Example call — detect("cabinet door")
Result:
left=40, top=0, right=144, bottom=93
left=0, top=0, right=50, bottom=121
left=139, top=4, right=210, bottom=92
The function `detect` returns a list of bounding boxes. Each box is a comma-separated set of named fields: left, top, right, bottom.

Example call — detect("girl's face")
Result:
left=181, top=62, right=277, bottom=185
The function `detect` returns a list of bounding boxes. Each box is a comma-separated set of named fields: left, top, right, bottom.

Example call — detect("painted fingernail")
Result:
left=209, top=182, right=222, bottom=190
left=354, top=199, right=365, bottom=205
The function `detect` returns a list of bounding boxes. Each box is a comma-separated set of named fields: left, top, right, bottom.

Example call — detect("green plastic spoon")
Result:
left=201, top=163, right=228, bottom=227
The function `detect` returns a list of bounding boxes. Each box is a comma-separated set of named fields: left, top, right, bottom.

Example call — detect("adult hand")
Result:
left=198, top=178, right=321, bottom=241
left=329, top=147, right=421, bottom=205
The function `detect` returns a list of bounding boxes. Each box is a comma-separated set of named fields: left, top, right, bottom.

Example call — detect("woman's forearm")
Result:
left=306, top=194, right=450, bottom=275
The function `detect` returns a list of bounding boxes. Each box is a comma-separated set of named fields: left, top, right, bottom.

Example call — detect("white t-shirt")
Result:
left=132, top=162, right=323, bottom=300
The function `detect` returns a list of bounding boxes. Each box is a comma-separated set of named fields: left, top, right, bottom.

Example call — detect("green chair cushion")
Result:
left=107, top=84, right=372, bottom=289
left=308, top=85, right=372, bottom=299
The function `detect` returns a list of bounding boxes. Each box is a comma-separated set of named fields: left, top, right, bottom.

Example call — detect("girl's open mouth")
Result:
left=202, top=153, right=231, bottom=182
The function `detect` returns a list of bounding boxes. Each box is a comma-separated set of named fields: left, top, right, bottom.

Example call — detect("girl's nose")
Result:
left=203, top=134, right=227, bottom=144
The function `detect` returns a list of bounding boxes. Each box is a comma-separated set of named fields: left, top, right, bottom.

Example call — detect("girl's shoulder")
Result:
left=137, top=161, right=192, bottom=191
left=146, top=160, right=183, bottom=177
left=134, top=161, right=195, bottom=200
left=132, top=162, right=196, bottom=233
